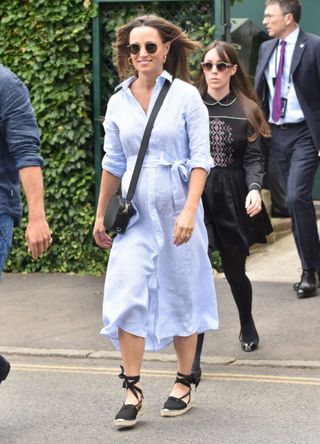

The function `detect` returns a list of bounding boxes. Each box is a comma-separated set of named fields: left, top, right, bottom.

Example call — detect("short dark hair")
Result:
left=265, top=0, right=302, bottom=23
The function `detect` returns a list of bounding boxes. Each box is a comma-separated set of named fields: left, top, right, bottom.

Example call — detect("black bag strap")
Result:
left=126, top=78, right=171, bottom=201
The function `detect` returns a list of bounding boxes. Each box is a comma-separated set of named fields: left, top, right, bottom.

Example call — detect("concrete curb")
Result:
left=1, top=346, right=320, bottom=370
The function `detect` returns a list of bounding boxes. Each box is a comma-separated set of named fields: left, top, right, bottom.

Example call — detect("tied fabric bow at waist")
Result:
left=126, top=154, right=190, bottom=213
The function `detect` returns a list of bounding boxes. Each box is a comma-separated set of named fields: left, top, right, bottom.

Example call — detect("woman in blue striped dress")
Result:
left=93, top=15, right=218, bottom=428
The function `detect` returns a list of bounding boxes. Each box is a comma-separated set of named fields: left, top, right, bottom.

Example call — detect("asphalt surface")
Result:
left=1, top=217, right=320, bottom=443
left=1, top=222, right=320, bottom=365
left=1, top=356, right=319, bottom=444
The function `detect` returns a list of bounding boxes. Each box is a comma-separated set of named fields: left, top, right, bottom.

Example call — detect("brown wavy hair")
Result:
left=114, top=14, right=200, bottom=82
left=195, top=41, right=270, bottom=141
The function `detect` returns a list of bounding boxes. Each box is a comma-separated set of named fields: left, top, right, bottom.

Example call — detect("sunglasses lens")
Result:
left=145, top=42, right=158, bottom=54
left=128, top=44, right=140, bottom=55
left=216, top=62, right=228, bottom=72
left=128, top=42, right=158, bottom=55
left=202, top=62, right=231, bottom=72
left=202, top=62, right=213, bottom=71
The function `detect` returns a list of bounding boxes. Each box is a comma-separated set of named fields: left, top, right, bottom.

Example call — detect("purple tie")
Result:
left=272, top=40, right=286, bottom=122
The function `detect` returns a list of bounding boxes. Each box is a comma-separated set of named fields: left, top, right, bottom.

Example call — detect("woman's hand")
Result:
left=93, top=170, right=121, bottom=249
left=173, top=208, right=196, bottom=246
left=245, top=190, right=262, bottom=217
left=93, top=217, right=113, bottom=249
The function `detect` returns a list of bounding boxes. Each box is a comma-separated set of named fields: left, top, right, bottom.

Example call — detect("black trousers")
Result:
left=271, top=123, right=320, bottom=271
left=261, top=136, right=288, bottom=214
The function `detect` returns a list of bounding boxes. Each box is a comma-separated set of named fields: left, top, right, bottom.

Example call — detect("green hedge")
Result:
left=0, top=0, right=108, bottom=274
left=0, top=0, right=223, bottom=274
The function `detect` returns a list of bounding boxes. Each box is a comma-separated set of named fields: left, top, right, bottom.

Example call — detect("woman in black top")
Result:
left=192, top=41, right=272, bottom=382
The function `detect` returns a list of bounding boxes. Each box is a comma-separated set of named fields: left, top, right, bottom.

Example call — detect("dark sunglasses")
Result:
left=201, top=61, right=233, bottom=72
left=127, top=42, right=159, bottom=55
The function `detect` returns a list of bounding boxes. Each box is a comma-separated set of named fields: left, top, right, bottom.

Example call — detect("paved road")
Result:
left=1, top=224, right=320, bottom=443
left=1, top=356, right=319, bottom=444
left=1, top=275, right=320, bottom=363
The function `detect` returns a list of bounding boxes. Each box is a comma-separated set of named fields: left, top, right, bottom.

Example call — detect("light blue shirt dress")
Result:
left=101, top=71, right=218, bottom=351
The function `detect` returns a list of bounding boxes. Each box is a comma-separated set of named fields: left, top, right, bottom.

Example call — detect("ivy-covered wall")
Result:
left=0, top=0, right=217, bottom=274
left=0, top=0, right=105, bottom=274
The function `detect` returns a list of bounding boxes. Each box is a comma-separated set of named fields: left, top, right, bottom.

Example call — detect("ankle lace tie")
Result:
left=118, top=365, right=143, bottom=401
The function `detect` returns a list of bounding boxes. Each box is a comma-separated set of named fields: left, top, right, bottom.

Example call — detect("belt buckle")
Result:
left=280, top=123, right=289, bottom=129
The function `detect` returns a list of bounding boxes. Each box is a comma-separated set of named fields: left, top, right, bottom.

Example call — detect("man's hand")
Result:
left=25, top=217, right=52, bottom=259
left=19, top=166, right=51, bottom=259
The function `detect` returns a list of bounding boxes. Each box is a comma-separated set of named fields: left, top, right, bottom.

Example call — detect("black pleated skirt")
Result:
left=202, top=167, right=273, bottom=255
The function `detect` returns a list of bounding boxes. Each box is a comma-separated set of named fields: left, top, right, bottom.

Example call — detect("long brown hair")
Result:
left=115, top=14, right=200, bottom=82
left=195, top=41, right=270, bottom=141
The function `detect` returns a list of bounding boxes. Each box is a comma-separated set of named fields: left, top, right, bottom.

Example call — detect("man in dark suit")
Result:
left=255, top=0, right=320, bottom=298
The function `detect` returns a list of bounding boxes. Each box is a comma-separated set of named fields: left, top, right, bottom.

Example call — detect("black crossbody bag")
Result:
left=104, top=79, right=171, bottom=234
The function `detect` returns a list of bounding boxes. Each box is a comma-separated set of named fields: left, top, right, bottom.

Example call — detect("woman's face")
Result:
left=201, top=47, right=237, bottom=97
left=128, top=26, right=170, bottom=77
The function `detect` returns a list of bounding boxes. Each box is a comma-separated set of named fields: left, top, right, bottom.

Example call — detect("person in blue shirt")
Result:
left=0, top=65, right=52, bottom=384
left=93, top=15, right=218, bottom=428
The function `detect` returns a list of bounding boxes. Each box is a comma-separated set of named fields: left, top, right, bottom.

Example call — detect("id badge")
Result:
left=280, top=97, right=288, bottom=118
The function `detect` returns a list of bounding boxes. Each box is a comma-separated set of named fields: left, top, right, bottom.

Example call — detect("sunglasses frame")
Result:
left=127, top=41, right=159, bottom=55
left=201, top=61, right=234, bottom=72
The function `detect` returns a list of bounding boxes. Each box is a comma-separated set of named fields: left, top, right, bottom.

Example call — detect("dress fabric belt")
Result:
left=126, top=154, right=189, bottom=213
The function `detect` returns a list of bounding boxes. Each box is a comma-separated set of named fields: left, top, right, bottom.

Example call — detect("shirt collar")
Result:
left=280, top=26, right=300, bottom=45
left=203, top=90, right=236, bottom=105
left=115, top=70, right=173, bottom=91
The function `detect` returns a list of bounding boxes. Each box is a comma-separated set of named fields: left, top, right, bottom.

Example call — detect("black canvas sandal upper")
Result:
left=162, top=372, right=193, bottom=413
left=114, top=365, right=144, bottom=426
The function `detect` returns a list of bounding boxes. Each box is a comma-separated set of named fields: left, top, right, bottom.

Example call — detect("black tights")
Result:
left=221, top=243, right=253, bottom=327
left=193, top=243, right=255, bottom=371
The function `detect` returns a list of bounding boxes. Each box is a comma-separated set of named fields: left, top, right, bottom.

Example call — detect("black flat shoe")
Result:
left=161, top=372, right=194, bottom=417
left=296, top=270, right=317, bottom=298
left=114, top=366, right=145, bottom=428
left=294, top=270, right=319, bottom=294
left=271, top=208, right=291, bottom=218
left=271, top=208, right=290, bottom=218
left=239, top=323, right=259, bottom=352
left=293, top=281, right=300, bottom=291
left=0, top=355, right=10, bottom=384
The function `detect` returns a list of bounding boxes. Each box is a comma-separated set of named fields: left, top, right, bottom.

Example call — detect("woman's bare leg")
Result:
left=119, top=328, right=145, bottom=404
left=170, top=333, right=197, bottom=398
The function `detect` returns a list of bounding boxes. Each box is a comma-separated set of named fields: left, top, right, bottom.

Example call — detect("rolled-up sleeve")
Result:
left=185, top=87, right=213, bottom=174
left=1, top=73, right=43, bottom=169
left=101, top=97, right=127, bottom=178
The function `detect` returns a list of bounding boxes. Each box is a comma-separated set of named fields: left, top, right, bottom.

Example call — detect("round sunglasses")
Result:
left=201, top=61, right=234, bottom=73
left=127, top=42, right=159, bottom=55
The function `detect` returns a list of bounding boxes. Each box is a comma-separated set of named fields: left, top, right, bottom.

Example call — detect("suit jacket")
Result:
left=255, top=29, right=320, bottom=151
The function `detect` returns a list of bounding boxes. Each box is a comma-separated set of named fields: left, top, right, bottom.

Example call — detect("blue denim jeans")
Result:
left=0, top=214, right=14, bottom=279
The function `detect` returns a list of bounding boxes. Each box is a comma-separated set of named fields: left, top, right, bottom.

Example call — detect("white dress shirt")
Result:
left=265, top=26, right=305, bottom=124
